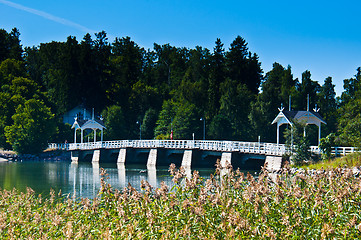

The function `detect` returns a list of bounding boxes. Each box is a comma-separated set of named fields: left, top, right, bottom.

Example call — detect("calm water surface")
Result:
left=0, top=161, right=221, bottom=199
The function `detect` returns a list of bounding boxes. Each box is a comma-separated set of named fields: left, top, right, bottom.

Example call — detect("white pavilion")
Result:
left=272, top=96, right=326, bottom=145
left=72, top=109, right=106, bottom=143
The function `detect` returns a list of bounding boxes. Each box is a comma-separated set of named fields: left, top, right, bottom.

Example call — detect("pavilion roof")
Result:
left=272, top=110, right=326, bottom=125
left=72, top=118, right=106, bottom=130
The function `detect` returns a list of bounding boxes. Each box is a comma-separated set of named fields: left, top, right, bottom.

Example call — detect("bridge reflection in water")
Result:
left=68, top=162, right=203, bottom=199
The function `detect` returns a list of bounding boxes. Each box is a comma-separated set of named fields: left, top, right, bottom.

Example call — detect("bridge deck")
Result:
left=48, top=140, right=357, bottom=157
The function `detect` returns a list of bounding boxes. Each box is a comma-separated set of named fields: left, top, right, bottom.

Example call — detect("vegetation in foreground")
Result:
left=301, top=152, right=361, bottom=170
left=0, top=165, right=361, bottom=239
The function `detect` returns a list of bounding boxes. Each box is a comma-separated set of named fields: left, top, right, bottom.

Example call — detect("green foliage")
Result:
left=5, top=28, right=360, bottom=149
left=337, top=68, right=361, bottom=147
left=317, top=77, right=338, bottom=135
left=50, top=122, right=73, bottom=143
left=295, top=70, right=321, bottom=110
left=220, top=81, right=254, bottom=140
left=172, top=101, right=200, bottom=139
left=128, top=80, right=160, bottom=117
left=0, top=58, right=27, bottom=85
left=285, top=120, right=311, bottom=165
left=319, top=133, right=335, bottom=161
left=154, top=100, right=202, bottom=139
left=292, top=137, right=311, bottom=165
left=154, top=100, right=176, bottom=138
left=250, top=63, right=297, bottom=142
left=226, top=36, right=263, bottom=94
left=340, top=67, right=361, bottom=105
left=4, top=99, right=56, bottom=154
left=208, top=114, right=233, bottom=140
left=337, top=98, right=361, bottom=146
left=208, top=38, right=225, bottom=117
left=101, top=105, right=127, bottom=140
left=0, top=28, right=22, bottom=62
left=142, top=108, right=158, bottom=139
left=155, top=100, right=200, bottom=139
left=0, top=54, right=52, bottom=151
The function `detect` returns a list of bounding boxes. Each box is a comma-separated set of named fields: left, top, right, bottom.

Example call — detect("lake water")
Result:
left=0, top=161, right=220, bottom=199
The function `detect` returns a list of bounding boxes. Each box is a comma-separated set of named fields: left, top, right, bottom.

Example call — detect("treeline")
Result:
left=0, top=28, right=360, bottom=153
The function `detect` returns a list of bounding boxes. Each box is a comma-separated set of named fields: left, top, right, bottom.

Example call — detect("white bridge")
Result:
left=49, top=140, right=357, bottom=157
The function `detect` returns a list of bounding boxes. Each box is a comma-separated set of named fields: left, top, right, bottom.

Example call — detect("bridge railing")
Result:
left=52, top=140, right=358, bottom=157
left=299, top=146, right=357, bottom=156
left=64, top=140, right=288, bottom=156
left=48, top=143, right=69, bottom=150
left=332, top=146, right=357, bottom=156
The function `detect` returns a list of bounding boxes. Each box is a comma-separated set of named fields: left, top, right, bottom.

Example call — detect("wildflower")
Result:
left=33, top=212, right=41, bottom=224
left=265, top=227, right=276, bottom=239
left=321, top=223, right=334, bottom=239
left=52, top=214, right=63, bottom=226
left=171, top=166, right=186, bottom=184
left=64, top=221, right=73, bottom=239
left=215, top=158, right=222, bottom=175
left=101, top=227, right=112, bottom=240
left=182, top=199, right=191, bottom=209
left=348, top=215, right=357, bottom=227
left=281, top=214, right=289, bottom=225
left=168, top=163, right=176, bottom=176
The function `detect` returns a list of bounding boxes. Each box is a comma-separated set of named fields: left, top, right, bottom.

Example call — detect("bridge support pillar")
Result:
left=147, top=149, right=157, bottom=168
left=221, top=152, right=232, bottom=168
left=181, top=150, right=192, bottom=168
left=117, top=148, right=127, bottom=164
left=71, top=151, right=79, bottom=163
left=265, top=156, right=282, bottom=171
left=92, top=150, right=101, bottom=163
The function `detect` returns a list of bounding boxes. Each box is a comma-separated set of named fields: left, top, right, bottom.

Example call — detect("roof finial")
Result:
left=83, top=108, right=86, bottom=120
left=313, top=104, right=320, bottom=112
left=307, top=94, right=310, bottom=111
left=92, top=108, right=95, bottom=120
left=278, top=103, right=284, bottom=112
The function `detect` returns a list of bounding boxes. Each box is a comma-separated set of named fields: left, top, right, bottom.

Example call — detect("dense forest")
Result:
left=0, top=28, right=360, bottom=154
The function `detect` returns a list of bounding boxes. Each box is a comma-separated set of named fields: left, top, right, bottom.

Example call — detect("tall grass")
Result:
left=0, top=163, right=361, bottom=239
left=303, top=152, right=361, bottom=169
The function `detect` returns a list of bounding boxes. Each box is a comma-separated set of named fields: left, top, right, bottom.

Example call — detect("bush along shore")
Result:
left=1, top=163, right=361, bottom=239
left=0, top=150, right=70, bottom=162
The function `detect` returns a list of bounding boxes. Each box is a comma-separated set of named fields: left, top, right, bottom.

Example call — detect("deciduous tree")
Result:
left=5, top=99, right=56, bottom=154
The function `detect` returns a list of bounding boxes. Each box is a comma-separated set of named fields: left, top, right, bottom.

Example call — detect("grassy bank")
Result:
left=302, top=152, right=361, bottom=170
left=0, top=165, right=361, bottom=239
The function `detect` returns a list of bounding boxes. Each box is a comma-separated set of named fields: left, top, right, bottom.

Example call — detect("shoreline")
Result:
left=0, top=150, right=71, bottom=162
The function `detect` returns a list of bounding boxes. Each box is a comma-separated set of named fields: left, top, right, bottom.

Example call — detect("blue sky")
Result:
left=1, top=0, right=360, bottom=96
